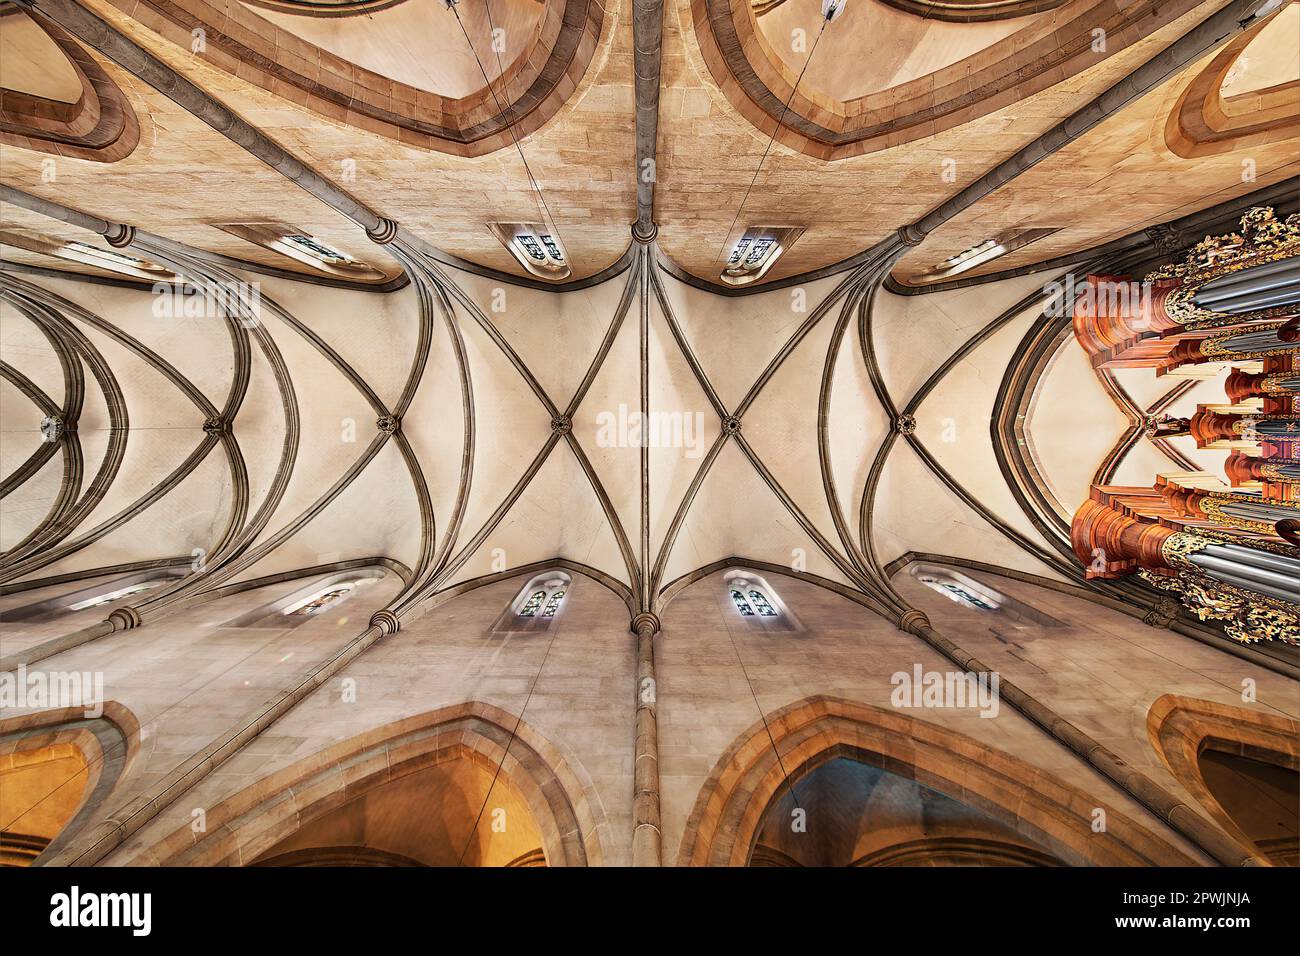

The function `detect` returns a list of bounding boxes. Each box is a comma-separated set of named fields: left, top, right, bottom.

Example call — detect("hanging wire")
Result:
left=712, top=14, right=831, bottom=269
left=719, top=592, right=804, bottom=818
left=456, top=616, right=565, bottom=865
left=450, top=1, right=563, bottom=241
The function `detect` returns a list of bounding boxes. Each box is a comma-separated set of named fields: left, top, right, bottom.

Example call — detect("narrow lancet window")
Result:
left=748, top=589, right=777, bottom=616
left=519, top=590, right=547, bottom=617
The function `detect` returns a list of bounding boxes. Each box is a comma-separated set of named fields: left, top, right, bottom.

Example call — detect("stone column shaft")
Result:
left=631, top=615, right=661, bottom=866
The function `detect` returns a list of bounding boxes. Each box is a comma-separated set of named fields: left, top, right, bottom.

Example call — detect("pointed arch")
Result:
left=1148, top=695, right=1299, bottom=866
left=0, top=12, right=141, bottom=162
left=678, top=695, right=1195, bottom=867
left=141, top=702, right=608, bottom=867
left=0, top=703, right=137, bottom=865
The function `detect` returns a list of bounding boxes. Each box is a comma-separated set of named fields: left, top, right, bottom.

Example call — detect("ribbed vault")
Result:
left=0, top=0, right=1296, bottom=872
left=5, top=179, right=1294, bottom=660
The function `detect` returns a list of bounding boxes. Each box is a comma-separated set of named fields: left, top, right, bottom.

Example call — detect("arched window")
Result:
left=496, top=572, right=572, bottom=633
left=516, top=577, right=568, bottom=620
left=905, top=563, right=1064, bottom=628
left=724, top=571, right=799, bottom=631
left=931, top=578, right=999, bottom=611
left=62, top=240, right=172, bottom=279
left=284, top=585, right=355, bottom=617
left=0, top=569, right=186, bottom=624
left=490, top=222, right=571, bottom=281
left=213, top=222, right=388, bottom=281
left=222, top=569, right=386, bottom=628
left=720, top=227, right=803, bottom=286
left=541, top=589, right=566, bottom=618
left=747, top=589, right=777, bottom=617
left=67, top=580, right=170, bottom=612
left=917, top=228, right=1058, bottom=284
left=916, top=572, right=1002, bottom=612
left=519, top=590, right=546, bottom=618
left=281, top=233, right=357, bottom=267
left=273, top=232, right=385, bottom=278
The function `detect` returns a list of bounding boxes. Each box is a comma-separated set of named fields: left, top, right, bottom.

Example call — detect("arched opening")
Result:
left=751, top=755, right=1064, bottom=866
left=149, top=702, right=605, bottom=867
left=691, top=0, right=1204, bottom=160
left=754, top=0, right=1050, bottom=103
left=493, top=570, right=572, bottom=634
left=0, top=742, right=88, bottom=865
left=680, top=696, right=1192, bottom=866
left=0, top=10, right=82, bottom=104
left=1165, top=4, right=1300, bottom=159
left=243, top=0, right=545, bottom=100
left=0, top=10, right=141, bottom=162
left=102, top=0, right=603, bottom=156
left=1149, top=694, right=1299, bottom=866
left=1198, top=750, right=1299, bottom=866
left=249, top=744, right=548, bottom=867
left=0, top=708, right=134, bottom=867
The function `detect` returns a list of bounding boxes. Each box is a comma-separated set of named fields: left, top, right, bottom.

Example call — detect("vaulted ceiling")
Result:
left=0, top=0, right=1297, bottom=648
left=2, top=0, right=1296, bottom=285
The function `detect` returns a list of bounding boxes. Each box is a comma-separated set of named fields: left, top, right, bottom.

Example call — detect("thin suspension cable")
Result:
left=719, top=613, right=804, bottom=817
left=0, top=601, right=324, bottom=834
left=456, top=611, right=565, bottom=866
left=451, top=2, right=562, bottom=241
left=712, top=16, right=830, bottom=269
left=482, top=0, right=516, bottom=127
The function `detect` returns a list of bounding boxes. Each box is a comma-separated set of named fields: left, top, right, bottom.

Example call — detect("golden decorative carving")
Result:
left=1189, top=524, right=1298, bottom=558
left=1147, top=207, right=1300, bottom=283
left=1159, top=282, right=1205, bottom=325
left=1260, top=373, right=1300, bottom=395
left=1140, top=569, right=1300, bottom=645
left=1145, top=207, right=1300, bottom=328
left=1199, top=495, right=1291, bottom=536
left=1259, top=463, right=1299, bottom=483
left=1200, top=322, right=1296, bottom=359
left=1159, top=531, right=1214, bottom=568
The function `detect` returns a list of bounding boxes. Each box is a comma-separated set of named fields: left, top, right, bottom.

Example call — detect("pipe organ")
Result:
left=1071, top=207, right=1300, bottom=644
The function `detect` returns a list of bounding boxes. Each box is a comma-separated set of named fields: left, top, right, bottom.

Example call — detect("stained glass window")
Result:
left=541, top=588, right=566, bottom=618
left=519, top=590, right=546, bottom=617
left=283, top=234, right=355, bottom=265
left=286, top=585, right=353, bottom=617
left=66, top=241, right=165, bottom=272
left=743, top=237, right=775, bottom=265
left=916, top=574, right=1001, bottom=612
left=69, top=581, right=165, bottom=611
left=492, top=223, right=570, bottom=280
left=539, top=234, right=566, bottom=264
left=939, top=582, right=998, bottom=611
left=726, top=237, right=752, bottom=267
left=730, top=589, right=755, bottom=616
left=748, top=589, right=777, bottom=616
left=515, top=234, right=548, bottom=263
left=721, top=228, right=802, bottom=286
